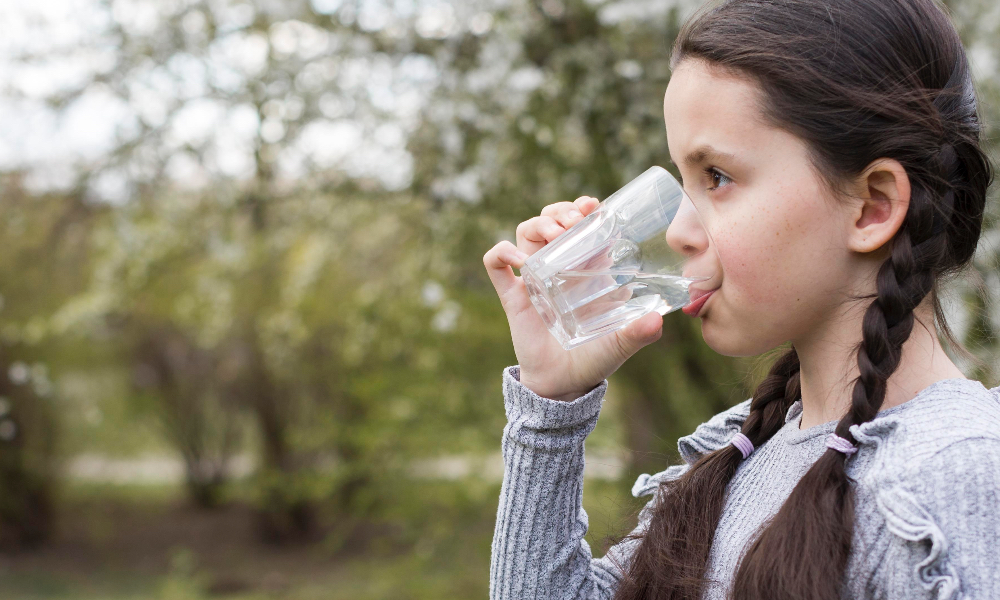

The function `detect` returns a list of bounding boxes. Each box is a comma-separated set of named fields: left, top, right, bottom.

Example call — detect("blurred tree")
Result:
left=0, top=174, right=100, bottom=548
left=400, top=0, right=761, bottom=471
left=0, top=0, right=995, bottom=553
left=130, top=323, right=243, bottom=508
left=0, top=348, right=57, bottom=550
left=402, top=0, right=998, bottom=470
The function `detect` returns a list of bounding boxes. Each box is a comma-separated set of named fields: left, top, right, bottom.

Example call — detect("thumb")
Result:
left=616, top=311, right=664, bottom=354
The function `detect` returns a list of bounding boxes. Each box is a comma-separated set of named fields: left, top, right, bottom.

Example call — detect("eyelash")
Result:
left=703, top=166, right=732, bottom=191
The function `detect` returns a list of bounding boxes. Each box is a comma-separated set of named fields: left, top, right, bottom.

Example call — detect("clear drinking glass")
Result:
left=520, top=166, right=718, bottom=350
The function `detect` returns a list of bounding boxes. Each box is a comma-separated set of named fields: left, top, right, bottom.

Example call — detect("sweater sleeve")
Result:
left=489, top=365, right=659, bottom=600
left=878, top=437, right=1000, bottom=600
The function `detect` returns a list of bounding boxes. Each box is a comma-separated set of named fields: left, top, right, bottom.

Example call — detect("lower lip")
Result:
left=682, top=290, right=715, bottom=317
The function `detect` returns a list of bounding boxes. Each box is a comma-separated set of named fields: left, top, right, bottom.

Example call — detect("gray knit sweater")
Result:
left=490, top=365, right=1000, bottom=600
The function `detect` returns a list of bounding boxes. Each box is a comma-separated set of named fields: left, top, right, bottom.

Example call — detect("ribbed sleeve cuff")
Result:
left=502, top=365, right=608, bottom=429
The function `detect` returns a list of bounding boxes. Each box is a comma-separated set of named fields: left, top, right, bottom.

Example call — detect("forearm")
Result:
left=490, top=365, right=610, bottom=600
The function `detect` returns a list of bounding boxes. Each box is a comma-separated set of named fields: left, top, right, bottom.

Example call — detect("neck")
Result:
left=793, top=298, right=967, bottom=430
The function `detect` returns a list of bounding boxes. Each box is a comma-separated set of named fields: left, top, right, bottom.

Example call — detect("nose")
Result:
left=666, top=191, right=712, bottom=258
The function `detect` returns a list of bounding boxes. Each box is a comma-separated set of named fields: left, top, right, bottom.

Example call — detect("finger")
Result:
left=627, top=310, right=664, bottom=344
left=574, top=196, right=600, bottom=216
left=541, top=202, right=587, bottom=229
left=483, top=241, right=529, bottom=301
left=516, top=216, right=565, bottom=254
left=614, top=311, right=664, bottom=357
left=540, top=202, right=576, bottom=218
left=540, top=201, right=582, bottom=225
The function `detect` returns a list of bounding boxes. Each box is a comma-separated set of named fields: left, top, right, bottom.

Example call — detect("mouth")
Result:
left=688, top=287, right=715, bottom=304
left=682, top=286, right=718, bottom=317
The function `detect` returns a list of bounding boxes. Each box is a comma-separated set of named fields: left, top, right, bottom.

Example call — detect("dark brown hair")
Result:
left=611, top=1, right=993, bottom=599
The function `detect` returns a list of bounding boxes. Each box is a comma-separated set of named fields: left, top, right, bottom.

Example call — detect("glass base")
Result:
left=521, top=267, right=576, bottom=349
left=522, top=266, right=671, bottom=351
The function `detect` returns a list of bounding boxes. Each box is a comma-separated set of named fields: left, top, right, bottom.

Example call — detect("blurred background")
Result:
left=0, top=0, right=996, bottom=598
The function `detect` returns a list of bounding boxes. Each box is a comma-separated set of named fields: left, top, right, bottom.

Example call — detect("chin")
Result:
left=700, top=316, right=777, bottom=358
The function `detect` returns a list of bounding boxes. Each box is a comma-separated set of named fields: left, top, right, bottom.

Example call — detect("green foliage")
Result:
left=0, top=181, right=101, bottom=547
left=0, top=476, right=644, bottom=600
left=0, top=0, right=996, bottom=582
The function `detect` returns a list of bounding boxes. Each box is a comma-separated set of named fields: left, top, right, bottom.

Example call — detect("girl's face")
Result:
left=664, top=58, right=871, bottom=357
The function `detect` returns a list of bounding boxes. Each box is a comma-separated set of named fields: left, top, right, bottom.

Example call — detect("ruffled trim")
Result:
left=876, top=486, right=961, bottom=600
left=849, top=380, right=1000, bottom=600
left=784, top=399, right=803, bottom=424
left=630, top=465, right=688, bottom=498
left=677, top=398, right=753, bottom=464
left=849, top=416, right=902, bottom=460
left=631, top=397, right=787, bottom=521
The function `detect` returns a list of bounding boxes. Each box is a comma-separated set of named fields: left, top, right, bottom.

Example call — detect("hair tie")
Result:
left=826, top=433, right=858, bottom=456
left=730, top=432, right=754, bottom=459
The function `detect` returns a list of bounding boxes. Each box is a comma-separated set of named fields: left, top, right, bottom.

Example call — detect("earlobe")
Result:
left=847, top=159, right=911, bottom=254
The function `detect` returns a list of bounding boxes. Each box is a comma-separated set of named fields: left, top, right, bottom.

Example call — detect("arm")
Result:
left=488, top=365, right=745, bottom=599
left=878, top=437, right=1000, bottom=599
left=490, top=365, right=655, bottom=600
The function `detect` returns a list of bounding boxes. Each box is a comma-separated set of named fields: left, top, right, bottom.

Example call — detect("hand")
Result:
left=483, top=196, right=664, bottom=401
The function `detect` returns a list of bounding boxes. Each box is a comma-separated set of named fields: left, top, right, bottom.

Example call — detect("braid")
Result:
left=612, top=348, right=801, bottom=600
left=838, top=179, right=948, bottom=443
left=729, top=147, right=959, bottom=600
left=740, top=348, right=800, bottom=448
left=606, top=1, right=994, bottom=599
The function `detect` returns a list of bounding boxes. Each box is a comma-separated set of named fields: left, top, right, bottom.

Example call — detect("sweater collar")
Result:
left=782, top=377, right=987, bottom=446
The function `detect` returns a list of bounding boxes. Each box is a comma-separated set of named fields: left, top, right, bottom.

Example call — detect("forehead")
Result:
left=663, top=58, right=769, bottom=167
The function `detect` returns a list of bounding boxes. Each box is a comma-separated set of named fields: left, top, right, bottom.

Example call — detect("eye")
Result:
left=703, top=166, right=733, bottom=191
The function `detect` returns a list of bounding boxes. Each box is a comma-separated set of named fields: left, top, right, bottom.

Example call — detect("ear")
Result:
left=845, top=158, right=911, bottom=255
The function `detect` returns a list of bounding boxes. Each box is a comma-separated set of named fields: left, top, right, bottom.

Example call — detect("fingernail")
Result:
left=514, top=250, right=529, bottom=261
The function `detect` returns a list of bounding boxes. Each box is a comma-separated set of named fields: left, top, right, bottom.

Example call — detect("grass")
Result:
left=0, top=475, right=647, bottom=600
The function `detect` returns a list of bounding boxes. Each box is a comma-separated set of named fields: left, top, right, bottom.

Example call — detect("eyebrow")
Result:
left=669, top=145, right=739, bottom=170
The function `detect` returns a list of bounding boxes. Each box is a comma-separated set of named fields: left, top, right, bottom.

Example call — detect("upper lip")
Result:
left=688, top=287, right=717, bottom=304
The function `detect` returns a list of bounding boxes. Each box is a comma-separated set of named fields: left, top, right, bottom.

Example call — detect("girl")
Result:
left=482, top=1, right=1000, bottom=599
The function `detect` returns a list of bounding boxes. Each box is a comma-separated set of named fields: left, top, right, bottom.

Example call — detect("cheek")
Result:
left=704, top=184, right=842, bottom=342
left=713, top=207, right=798, bottom=307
